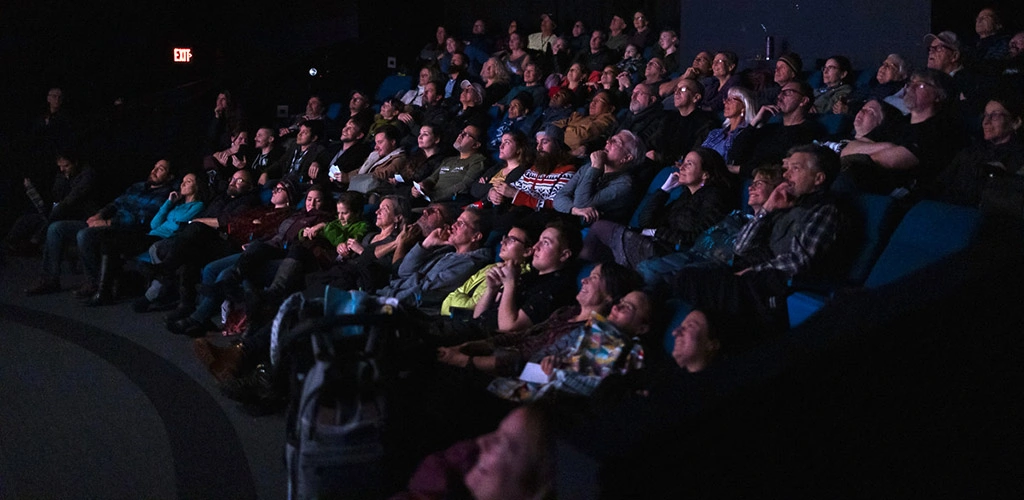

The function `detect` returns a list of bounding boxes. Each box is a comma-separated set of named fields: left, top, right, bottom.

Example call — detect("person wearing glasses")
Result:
left=700, top=86, right=757, bottom=167
left=839, top=69, right=965, bottom=194
left=441, top=223, right=540, bottom=317
left=415, top=125, right=489, bottom=203
left=925, top=31, right=984, bottom=115
left=700, top=51, right=741, bottom=113
left=731, top=81, right=824, bottom=178
left=927, top=94, right=1024, bottom=218
left=614, top=83, right=665, bottom=159
left=812, top=55, right=854, bottom=115
left=556, top=90, right=619, bottom=156
left=837, top=54, right=909, bottom=116
left=654, top=78, right=717, bottom=165
left=378, top=207, right=493, bottom=309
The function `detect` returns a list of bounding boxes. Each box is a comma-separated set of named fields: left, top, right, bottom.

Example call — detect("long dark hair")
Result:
left=688, top=147, right=729, bottom=188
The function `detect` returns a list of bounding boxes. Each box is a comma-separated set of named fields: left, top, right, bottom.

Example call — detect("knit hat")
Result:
left=536, top=124, right=567, bottom=150
left=778, top=52, right=803, bottom=74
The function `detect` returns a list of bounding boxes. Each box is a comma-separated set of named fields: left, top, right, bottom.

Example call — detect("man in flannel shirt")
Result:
left=672, top=144, right=847, bottom=337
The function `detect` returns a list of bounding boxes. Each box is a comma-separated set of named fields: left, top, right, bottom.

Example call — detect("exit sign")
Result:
left=173, top=48, right=193, bottom=63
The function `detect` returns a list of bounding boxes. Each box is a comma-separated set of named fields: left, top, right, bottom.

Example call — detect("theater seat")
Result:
left=788, top=199, right=980, bottom=327
left=374, top=74, right=412, bottom=105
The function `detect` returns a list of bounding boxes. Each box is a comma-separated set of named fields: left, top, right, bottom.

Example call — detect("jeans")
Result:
left=41, top=220, right=87, bottom=278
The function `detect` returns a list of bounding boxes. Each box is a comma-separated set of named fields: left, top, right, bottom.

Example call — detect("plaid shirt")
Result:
left=732, top=190, right=841, bottom=278
left=100, top=181, right=174, bottom=229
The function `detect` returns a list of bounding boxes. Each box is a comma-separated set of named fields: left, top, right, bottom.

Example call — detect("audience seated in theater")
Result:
left=418, top=25, right=449, bottom=67
left=406, top=81, right=451, bottom=139
left=278, top=95, right=330, bottom=140
left=84, top=172, right=208, bottom=306
left=812, top=55, right=854, bottom=115
left=470, top=220, right=580, bottom=334
left=369, top=97, right=411, bottom=139
left=345, top=89, right=375, bottom=129
left=617, top=83, right=666, bottom=160
left=732, top=81, right=824, bottom=178
left=405, top=124, right=452, bottom=188
left=400, top=66, right=442, bottom=108
left=839, top=69, right=965, bottom=194
left=701, top=51, right=741, bottom=112
left=441, top=223, right=539, bottom=316
left=415, top=125, right=489, bottom=203
left=487, top=92, right=536, bottom=153
left=132, top=169, right=261, bottom=313
left=7, top=152, right=98, bottom=258
left=396, top=404, right=557, bottom=500
left=672, top=144, right=847, bottom=336
left=245, top=127, right=285, bottom=180
left=581, top=147, right=735, bottom=268
left=479, top=57, right=512, bottom=108
left=925, top=31, right=985, bottom=115
left=700, top=86, right=756, bottom=166
left=498, top=31, right=531, bottom=79
left=502, top=126, right=578, bottom=212
left=475, top=130, right=532, bottom=206
left=526, top=290, right=653, bottom=399
left=538, top=87, right=575, bottom=130
left=552, top=62, right=591, bottom=109
left=244, top=191, right=371, bottom=327
left=207, top=90, right=246, bottom=152
left=822, top=98, right=905, bottom=155
left=654, top=29, right=681, bottom=74
left=540, top=36, right=575, bottom=77
left=927, top=95, right=1024, bottom=219
left=605, top=14, right=629, bottom=54
left=637, top=166, right=783, bottom=293
left=203, top=128, right=249, bottom=192
left=568, top=20, right=588, bottom=53
left=258, top=119, right=326, bottom=187
left=654, top=78, right=717, bottom=165
left=391, top=201, right=453, bottom=265
left=614, top=44, right=646, bottom=89
left=25, top=159, right=175, bottom=297
left=166, top=183, right=332, bottom=337
left=836, top=54, right=909, bottom=117
left=553, top=129, right=643, bottom=225
left=628, top=11, right=655, bottom=51
left=527, top=13, right=558, bottom=53
left=463, top=19, right=495, bottom=67
left=443, top=52, right=476, bottom=104
left=757, top=52, right=802, bottom=109
left=314, top=117, right=373, bottom=191
left=438, top=36, right=464, bottom=75
left=446, top=81, right=491, bottom=143
left=969, top=7, right=1011, bottom=63
left=494, top=62, right=548, bottom=115
left=322, top=194, right=412, bottom=293
left=377, top=206, right=493, bottom=308
left=575, top=30, right=616, bottom=74
left=347, top=125, right=413, bottom=198
left=556, top=89, right=619, bottom=156
left=436, top=262, right=641, bottom=376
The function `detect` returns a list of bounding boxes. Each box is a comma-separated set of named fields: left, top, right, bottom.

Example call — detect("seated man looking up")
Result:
left=377, top=206, right=493, bottom=309
left=553, top=130, right=644, bottom=224
left=413, top=125, right=489, bottom=203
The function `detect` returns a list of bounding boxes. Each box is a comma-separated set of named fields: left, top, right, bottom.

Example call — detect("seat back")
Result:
left=628, top=166, right=682, bottom=228
left=864, top=200, right=981, bottom=289
left=843, top=193, right=901, bottom=286
left=374, top=74, right=412, bottom=105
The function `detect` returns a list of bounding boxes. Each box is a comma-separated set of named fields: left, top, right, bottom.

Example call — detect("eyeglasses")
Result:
left=457, top=130, right=479, bottom=141
left=502, top=234, right=528, bottom=246
left=905, top=80, right=936, bottom=91
left=674, top=87, right=695, bottom=95
left=927, top=45, right=951, bottom=54
left=272, top=186, right=287, bottom=193
left=229, top=177, right=250, bottom=185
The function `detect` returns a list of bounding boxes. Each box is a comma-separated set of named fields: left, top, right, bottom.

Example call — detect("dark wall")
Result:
left=677, top=0, right=931, bottom=74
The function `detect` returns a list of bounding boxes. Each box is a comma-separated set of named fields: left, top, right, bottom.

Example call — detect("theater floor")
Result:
left=0, top=254, right=286, bottom=499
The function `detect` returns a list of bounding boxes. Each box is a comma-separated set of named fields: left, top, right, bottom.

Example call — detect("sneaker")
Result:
left=219, top=363, right=273, bottom=404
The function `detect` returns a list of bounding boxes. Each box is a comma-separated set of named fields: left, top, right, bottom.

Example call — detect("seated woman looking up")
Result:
left=701, top=86, right=756, bottom=165
left=580, top=147, right=736, bottom=267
